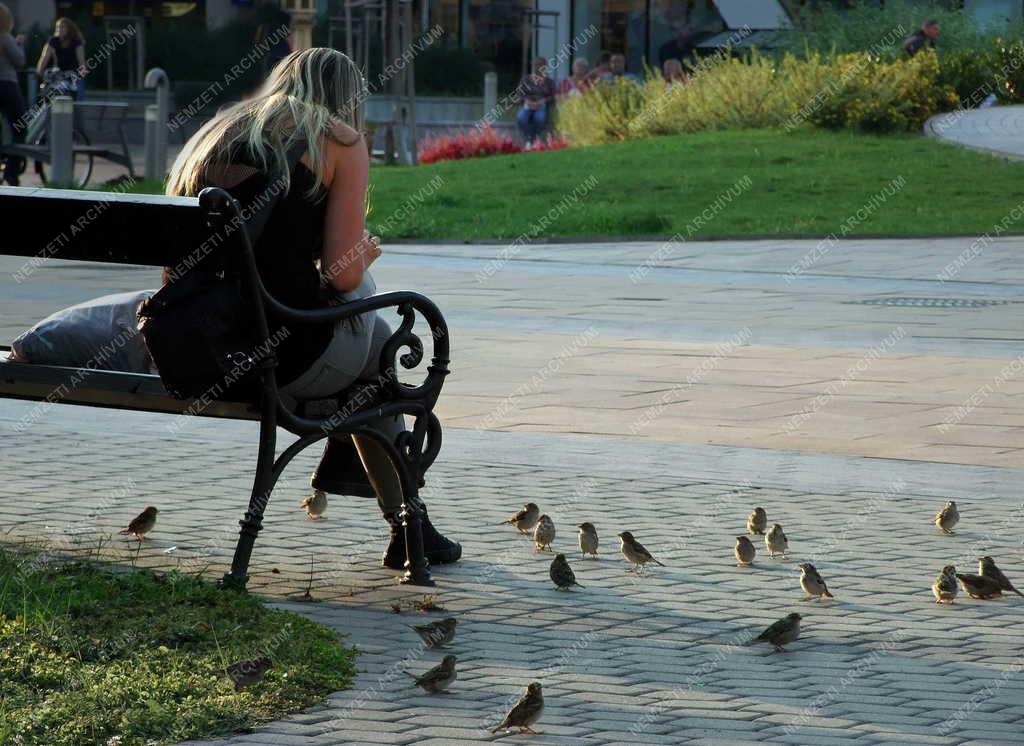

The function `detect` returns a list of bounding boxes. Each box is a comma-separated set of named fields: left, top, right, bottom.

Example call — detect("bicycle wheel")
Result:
left=35, top=128, right=94, bottom=189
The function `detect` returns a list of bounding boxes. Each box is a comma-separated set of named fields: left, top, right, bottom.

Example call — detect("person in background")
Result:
left=903, top=19, right=940, bottom=57
left=556, top=58, right=591, bottom=99
left=516, top=56, right=555, bottom=145
left=36, top=17, right=87, bottom=99
left=662, top=58, right=688, bottom=85
left=257, top=9, right=292, bottom=77
left=0, top=2, right=26, bottom=186
left=592, top=52, right=614, bottom=83
left=610, top=53, right=641, bottom=83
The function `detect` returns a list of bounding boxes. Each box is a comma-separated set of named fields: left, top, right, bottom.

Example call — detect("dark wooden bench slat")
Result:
left=0, top=186, right=211, bottom=267
left=0, top=349, right=259, bottom=420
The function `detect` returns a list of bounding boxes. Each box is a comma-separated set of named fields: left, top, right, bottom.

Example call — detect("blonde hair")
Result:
left=167, top=48, right=367, bottom=198
left=55, top=17, right=85, bottom=45
left=0, top=4, right=13, bottom=35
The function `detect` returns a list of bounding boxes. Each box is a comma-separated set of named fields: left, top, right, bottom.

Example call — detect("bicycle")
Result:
left=20, top=70, right=94, bottom=188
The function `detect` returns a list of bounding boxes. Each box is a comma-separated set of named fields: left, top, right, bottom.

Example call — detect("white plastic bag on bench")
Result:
left=11, top=290, right=156, bottom=373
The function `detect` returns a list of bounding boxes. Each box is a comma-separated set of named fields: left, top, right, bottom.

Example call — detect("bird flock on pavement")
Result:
left=112, top=491, right=1021, bottom=736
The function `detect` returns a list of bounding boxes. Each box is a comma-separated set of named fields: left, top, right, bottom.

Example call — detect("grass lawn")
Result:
left=0, top=549, right=356, bottom=746
left=364, top=129, right=1024, bottom=240
left=108, top=129, right=1024, bottom=240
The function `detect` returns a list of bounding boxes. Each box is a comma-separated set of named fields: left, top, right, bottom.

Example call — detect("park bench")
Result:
left=0, top=185, right=450, bottom=587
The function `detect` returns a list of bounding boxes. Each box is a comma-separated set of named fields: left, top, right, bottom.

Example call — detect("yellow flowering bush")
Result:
left=558, top=48, right=959, bottom=144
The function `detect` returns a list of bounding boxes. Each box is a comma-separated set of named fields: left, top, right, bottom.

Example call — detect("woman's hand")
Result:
left=15, top=34, right=25, bottom=45
left=358, top=230, right=382, bottom=268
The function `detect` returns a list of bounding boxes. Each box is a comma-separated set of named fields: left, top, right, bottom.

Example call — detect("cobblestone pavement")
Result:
left=927, top=106, right=1024, bottom=159
left=1, top=236, right=1023, bottom=744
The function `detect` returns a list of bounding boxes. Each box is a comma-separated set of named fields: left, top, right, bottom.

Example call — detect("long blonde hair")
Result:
left=56, top=18, right=85, bottom=45
left=0, top=4, right=14, bottom=35
left=167, top=48, right=367, bottom=198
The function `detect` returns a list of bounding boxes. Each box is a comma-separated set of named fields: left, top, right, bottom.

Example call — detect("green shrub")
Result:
left=561, top=48, right=958, bottom=143
left=787, top=0, right=1022, bottom=58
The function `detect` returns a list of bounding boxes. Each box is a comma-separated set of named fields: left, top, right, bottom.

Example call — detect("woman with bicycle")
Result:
left=0, top=2, right=26, bottom=186
left=36, top=18, right=87, bottom=100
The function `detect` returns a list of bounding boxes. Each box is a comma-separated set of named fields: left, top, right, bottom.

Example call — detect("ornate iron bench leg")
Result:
left=223, top=385, right=279, bottom=591
left=400, top=486, right=434, bottom=587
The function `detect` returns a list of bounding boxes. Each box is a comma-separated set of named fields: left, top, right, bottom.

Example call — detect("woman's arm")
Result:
left=320, top=125, right=375, bottom=293
left=36, top=43, right=53, bottom=75
left=76, top=44, right=86, bottom=76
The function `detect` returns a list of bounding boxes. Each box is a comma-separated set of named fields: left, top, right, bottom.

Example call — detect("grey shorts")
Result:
left=281, top=273, right=392, bottom=400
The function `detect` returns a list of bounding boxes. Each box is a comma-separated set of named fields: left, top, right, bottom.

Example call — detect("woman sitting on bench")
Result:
left=165, top=48, right=461, bottom=571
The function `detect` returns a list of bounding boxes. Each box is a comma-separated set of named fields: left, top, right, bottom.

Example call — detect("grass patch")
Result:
left=0, top=549, right=356, bottom=746
left=107, top=129, right=1024, bottom=240
left=364, top=129, right=1024, bottom=240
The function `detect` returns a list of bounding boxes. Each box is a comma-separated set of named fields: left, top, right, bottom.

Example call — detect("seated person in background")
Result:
left=557, top=58, right=591, bottom=99
left=165, top=48, right=461, bottom=571
left=610, top=53, right=641, bottom=83
left=592, top=52, right=614, bottom=83
left=516, top=56, right=555, bottom=145
left=903, top=19, right=940, bottom=57
left=662, top=58, right=688, bottom=85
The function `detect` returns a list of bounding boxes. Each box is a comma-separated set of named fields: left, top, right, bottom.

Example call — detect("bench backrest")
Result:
left=0, top=186, right=219, bottom=269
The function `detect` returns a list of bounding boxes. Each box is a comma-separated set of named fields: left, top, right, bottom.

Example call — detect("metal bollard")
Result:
left=49, top=96, right=74, bottom=187
left=483, top=72, right=498, bottom=120
left=144, top=68, right=170, bottom=180
left=143, top=105, right=159, bottom=181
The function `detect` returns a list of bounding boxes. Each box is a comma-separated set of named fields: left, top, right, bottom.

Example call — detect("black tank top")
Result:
left=227, top=158, right=333, bottom=385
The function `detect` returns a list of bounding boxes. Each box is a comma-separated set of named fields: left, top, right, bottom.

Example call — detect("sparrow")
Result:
left=618, top=531, right=665, bottom=574
left=533, top=514, right=555, bottom=552
left=299, top=490, right=327, bottom=520
left=955, top=572, right=1003, bottom=599
left=406, top=654, right=457, bottom=694
left=734, top=535, right=756, bottom=566
left=409, top=617, right=457, bottom=649
left=747, top=507, right=767, bottom=535
left=932, top=565, right=958, bottom=604
left=978, top=556, right=1024, bottom=597
left=765, top=523, right=788, bottom=558
left=500, top=502, right=540, bottom=534
left=550, top=553, right=583, bottom=590
left=226, top=656, right=272, bottom=691
left=750, top=612, right=802, bottom=652
left=798, top=563, right=833, bottom=600
left=119, top=506, right=158, bottom=540
left=934, top=500, right=959, bottom=534
left=578, top=522, right=599, bottom=557
left=491, top=681, right=544, bottom=734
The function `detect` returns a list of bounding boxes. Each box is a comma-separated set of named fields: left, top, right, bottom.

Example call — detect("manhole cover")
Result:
left=847, top=297, right=1016, bottom=308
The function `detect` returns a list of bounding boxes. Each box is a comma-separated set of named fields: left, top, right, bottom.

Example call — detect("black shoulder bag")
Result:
left=138, top=142, right=306, bottom=401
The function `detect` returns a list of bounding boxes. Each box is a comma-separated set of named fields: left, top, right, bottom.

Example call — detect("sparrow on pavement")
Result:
left=956, top=572, right=1003, bottom=599
left=491, top=682, right=544, bottom=734
left=798, top=563, right=834, bottom=600
left=406, top=654, right=457, bottom=694
left=550, top=553, right=583, bottom=590
left=299, top=490, right=327, bottom=520
left=765, top=523, right=788, bottom=559
left=735, top=535, right=756, bottom=566
left=934, top=500, right=959, bottom=534
left=226, top=656, right=272, bottom=691
left=119, top=506, right=158, bottom=540
left=747, top=507, right=768, bottom=536
left=500, top=502, right=540, bottom=534
left=618, top=531, right=665, bottom=574
left=578, top=522, right=599, bottom=557
left=932, top=565, right=958, bottom=604
left=978, top=556, right=1024, bottom=597
left=533, top=514, right=556, bottom=552
left=750, top=612, right=802, bottom=653
left=409, top=617, right=457, bottom=649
